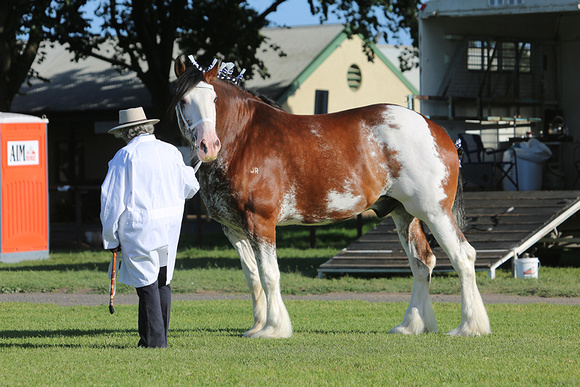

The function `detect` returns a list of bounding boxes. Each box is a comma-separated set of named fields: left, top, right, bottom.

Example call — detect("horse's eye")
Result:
left=214, top=97, right=218, bottom=103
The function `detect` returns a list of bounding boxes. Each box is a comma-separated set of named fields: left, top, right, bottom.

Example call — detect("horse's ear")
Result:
left=174, top=57, right=186, bottom=77
left=204, top=62, right=220, bottom=83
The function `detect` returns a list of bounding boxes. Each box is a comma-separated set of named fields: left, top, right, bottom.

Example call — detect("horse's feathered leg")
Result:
left=421, top=211, right=491, bottom=336
left=389, top=205, right=438, bottom=335
left=239, top=216, right=292, bottom=339
left=222, top=226, right=267, bottom=337
left=249, top=239, right=292, bottom=338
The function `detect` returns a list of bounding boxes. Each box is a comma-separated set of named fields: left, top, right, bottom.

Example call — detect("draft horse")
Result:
left=171, top=58, right=491, bottom=338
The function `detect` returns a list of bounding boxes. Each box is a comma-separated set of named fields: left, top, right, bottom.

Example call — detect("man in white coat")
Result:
left=101, top=107, right=199, bottom=348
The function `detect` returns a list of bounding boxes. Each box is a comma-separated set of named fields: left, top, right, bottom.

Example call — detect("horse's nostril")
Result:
left=214, top=139, right=219, bottom=147
left=201, top=142, right=208, bottom=154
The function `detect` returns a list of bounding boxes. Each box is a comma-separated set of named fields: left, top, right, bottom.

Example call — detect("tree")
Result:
left=0, top=0, right=89, bottom=111
left=61, top=0, right=270, bottom=135
left=306, top=0, right=420, bottom=64
left=4, top=0, right=421, bottom=127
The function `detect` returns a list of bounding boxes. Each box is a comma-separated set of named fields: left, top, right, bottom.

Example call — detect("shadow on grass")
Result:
left=172, top=327, right=247, bottom=338
left=0, top=327, right=250, bottom=348
left=0, top=253, right=327, bottom=278
left=0, top=328, right=136, bottom=349
left=0, top=261, right=110, bottom=273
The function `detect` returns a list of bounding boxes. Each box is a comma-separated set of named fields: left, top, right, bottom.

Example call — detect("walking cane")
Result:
left=109, top=248, right=118, bottom=314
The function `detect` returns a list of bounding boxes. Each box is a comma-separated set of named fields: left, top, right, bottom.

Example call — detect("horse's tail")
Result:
left=452, top=139, right=466, bottom=231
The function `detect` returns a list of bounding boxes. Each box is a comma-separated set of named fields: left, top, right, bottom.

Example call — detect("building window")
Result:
left=467, top=40, right=531, bottom=73
left=314, top=90, right=329, bottom=114
left=347, top=65, right=362, bottom=90
left=488, top=0, right=524, bottom=5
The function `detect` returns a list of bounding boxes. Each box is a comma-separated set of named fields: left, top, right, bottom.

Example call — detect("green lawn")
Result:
left=0, top=300, right=578, bottom=385
left=1, top=220, right=579, bottom=385
left=1, top=244, right=580, bottom=297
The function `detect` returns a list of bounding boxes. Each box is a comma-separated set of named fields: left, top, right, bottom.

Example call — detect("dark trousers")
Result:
left=135, top=266, right=171, bottom=348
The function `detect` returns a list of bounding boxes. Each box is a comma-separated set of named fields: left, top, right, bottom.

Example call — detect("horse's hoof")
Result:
left=390, top=325, right=420, bottom=335
left=242, top=330, right=255, bottom=338
left=390, top=324, right=438, bottom=335
left=447, top=323, right=491, bottom=337
left=246, top=325, right=292, bottom=339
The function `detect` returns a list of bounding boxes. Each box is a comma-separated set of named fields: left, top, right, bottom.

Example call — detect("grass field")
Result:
left=1, top=245, right=580, bottom=297
left=1, top=220, right=579, bottom=385
left=1, top=300, right=578, bottom=385
left=2, top=219, right=580, bottom=297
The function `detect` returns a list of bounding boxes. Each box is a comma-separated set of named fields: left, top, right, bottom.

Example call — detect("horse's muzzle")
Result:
left=198, top=138, right=221, bottom=162
left=195, top=121, right=221, bottom=162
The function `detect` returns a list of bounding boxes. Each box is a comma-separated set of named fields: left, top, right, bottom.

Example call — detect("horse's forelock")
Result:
left=169, top=67, right=206, bottom=111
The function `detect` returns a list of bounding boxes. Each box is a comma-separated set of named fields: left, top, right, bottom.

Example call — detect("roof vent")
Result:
left=347, top=64, right=362, bottom=90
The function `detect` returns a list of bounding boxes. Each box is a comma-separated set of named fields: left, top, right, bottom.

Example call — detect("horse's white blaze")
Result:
left=180, top=81, right=221, bottom=161
left=180, top=82, right=216, bottom=131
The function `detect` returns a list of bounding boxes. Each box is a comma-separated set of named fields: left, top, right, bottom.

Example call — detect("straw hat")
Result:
left=108, top=107, right=159, bottom=135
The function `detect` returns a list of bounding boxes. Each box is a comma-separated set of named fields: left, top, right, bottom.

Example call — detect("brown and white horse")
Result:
left=172, top=58, right=491, bottom=338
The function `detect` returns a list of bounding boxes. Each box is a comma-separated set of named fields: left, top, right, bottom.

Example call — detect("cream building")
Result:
left=247, top=25, right=418, bottom=114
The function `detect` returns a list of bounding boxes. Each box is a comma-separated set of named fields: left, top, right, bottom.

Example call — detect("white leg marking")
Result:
left=222, top=227, right=267, bottom=337
left=446, top=241, right=491, bottom=336
left=390, top=209, right=438, bottom=335
left=425, top=217, right=491, bottom=336
left=249, top=242, right=292, bottom=339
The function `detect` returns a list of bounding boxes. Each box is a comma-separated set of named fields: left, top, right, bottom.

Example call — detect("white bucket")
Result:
left=514, top=257, right=540, bottom=279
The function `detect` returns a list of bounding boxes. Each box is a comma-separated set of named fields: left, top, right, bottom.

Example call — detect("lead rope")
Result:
left=193, top=159, right=202, bottom=173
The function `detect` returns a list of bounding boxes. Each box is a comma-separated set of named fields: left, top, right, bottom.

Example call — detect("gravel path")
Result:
left=1, top=291, right=579, bottom=306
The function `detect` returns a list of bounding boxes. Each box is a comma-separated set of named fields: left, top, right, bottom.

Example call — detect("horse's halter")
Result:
left=175, top=82, right=217, bottom=171
left=175, top=105, right=214, bottom=147
left=175, top=82, right=216, bottom=146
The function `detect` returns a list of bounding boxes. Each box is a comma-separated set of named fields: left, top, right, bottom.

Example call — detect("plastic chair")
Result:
left=458, top=133, right=519, bottom=190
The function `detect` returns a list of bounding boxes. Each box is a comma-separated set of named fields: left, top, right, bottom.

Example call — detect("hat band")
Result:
left=119, top=118, right=150, bottom=126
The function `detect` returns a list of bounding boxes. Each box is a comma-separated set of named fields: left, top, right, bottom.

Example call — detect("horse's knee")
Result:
left=410, top=256, right=432, bottom=283
left=463, top=241, right=476, bottom=263
left=450, top=241, right=477, bottom=276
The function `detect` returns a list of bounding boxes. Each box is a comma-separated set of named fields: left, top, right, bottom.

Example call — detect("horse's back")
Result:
left=262, top=103, right=459, bottom=224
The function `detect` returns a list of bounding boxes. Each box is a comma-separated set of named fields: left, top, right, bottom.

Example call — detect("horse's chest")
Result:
left=198, top=168, right=242, bottom=227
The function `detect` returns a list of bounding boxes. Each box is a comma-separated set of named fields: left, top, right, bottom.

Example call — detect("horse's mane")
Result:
left=255, top=93, right=283, bottom=110
left=169, top=65, right=284, bottom=113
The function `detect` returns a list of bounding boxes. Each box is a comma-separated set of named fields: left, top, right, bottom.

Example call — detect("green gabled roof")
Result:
left=370, top=40, right=419, bottom=95
left=246, top=25, right=418, bottom=105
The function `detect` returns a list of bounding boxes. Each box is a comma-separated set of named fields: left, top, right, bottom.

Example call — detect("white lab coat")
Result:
left=100, top=134, right=199, bottom=288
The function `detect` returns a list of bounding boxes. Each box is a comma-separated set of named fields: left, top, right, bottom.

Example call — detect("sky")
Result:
left=249, top=0, right=344, bottom=26
left=248, top=0, right=413, bottom=45
left=80, top=0, right=413, bottom=46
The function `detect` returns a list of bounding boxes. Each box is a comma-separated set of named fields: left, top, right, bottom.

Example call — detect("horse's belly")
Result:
left=277, top=189, right=371, bottom=226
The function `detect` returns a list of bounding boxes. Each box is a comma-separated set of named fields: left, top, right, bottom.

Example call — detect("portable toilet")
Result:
left=0, top=112, right=49, bottom=262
